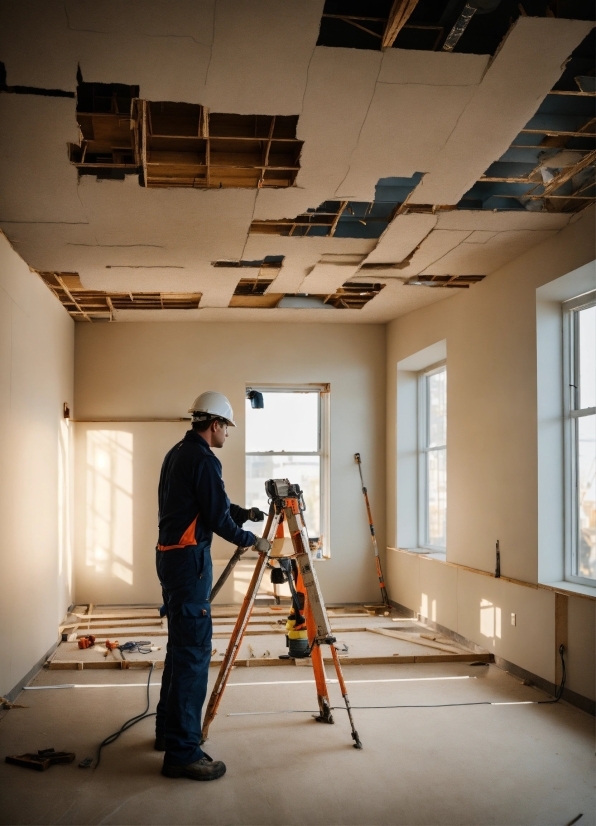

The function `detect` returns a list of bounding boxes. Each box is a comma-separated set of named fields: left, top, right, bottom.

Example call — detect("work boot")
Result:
left=161, top=753, right=226, bottom=781
left=154, top=736, right=166, bottom=751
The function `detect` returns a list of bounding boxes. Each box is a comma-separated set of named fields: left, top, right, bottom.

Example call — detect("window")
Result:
left=418, top=365, right=447, bottom=551
left=564, top=292, right=596, bottom=586
left=245, top=387, right=329, bottom=558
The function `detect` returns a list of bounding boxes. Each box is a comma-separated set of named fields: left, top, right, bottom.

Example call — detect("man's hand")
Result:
left=254, top=537, right=272, bottom=553
left=248, top=507, right=266, bottom=522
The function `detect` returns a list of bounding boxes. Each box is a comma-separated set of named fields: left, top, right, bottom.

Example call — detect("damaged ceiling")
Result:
left=0, top=1, right=594, bottom=323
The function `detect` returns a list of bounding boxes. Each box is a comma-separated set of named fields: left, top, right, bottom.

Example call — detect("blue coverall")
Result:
left=155, top=429, right=256, bottom=766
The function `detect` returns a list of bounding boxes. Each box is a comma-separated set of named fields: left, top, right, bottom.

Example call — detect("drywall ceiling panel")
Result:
left=0, top=1, right=75, bottom=91
left=363, top=214, right=437, bottom=265
left=76, top=176, right=254, bottom=257
left=253, top=47, right=383, bottom=221
left=435, top=210, right=571, bottom=232
left=79, top=267, right=208, bottom=292
left=198, top=268, right=241, bottom=307
left=357, top=277, right=455, bottom=319
left=378, top=49, right=489, bottom=87
left=0, top=96, right=85, bottom=223
left=300, top=258, right=363, bottom=294
left=465, top=231, right=498, bottom=244
left=337, top=84, right=477, bottom=202
left=409, top=18, right=595, bottom=206
left=424, top=229, right=559, bottom=275
left=76, top=32, right=211, bottom=103
left=0, top=1, right=214, bottom=101
left=201, top=0, right=323, bottom=115
left=243, top=235, right=376, bottom=293
left=0, top=222, right=98, bottom=273
left=391, top=229, right=473, bottom=277
left=64, top=0, right=214, bottom=41
left=114, top=309, right=203, bottom=322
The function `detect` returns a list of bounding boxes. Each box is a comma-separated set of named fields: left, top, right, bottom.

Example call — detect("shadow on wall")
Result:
left=85, top=430, right=134, bottom=586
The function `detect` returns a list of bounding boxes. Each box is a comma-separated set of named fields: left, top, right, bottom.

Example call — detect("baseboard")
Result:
left=2, top=640, right=59, bottom=704
left=390, top=599, right=595, bottom=716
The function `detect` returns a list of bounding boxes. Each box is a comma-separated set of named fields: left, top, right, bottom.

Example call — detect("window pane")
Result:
left=246, top=392, right=319, bottom=453
left=246, top=454, right=321, bottom=537
left=577, top=413, right=596, bottom=580
left=578, top=305, right=595, bottom=410
left=427, top=447, right=447, bottom=547
left=427, top=370, right=447, bottom=448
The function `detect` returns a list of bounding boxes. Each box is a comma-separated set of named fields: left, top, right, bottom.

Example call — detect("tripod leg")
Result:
left=330, top=646, right=362, bottom=749
left=201, top=509, right=280, bottom=742
left=299, top=567, right=333, bottom=724
left=310, top=642, right=334, bottom=724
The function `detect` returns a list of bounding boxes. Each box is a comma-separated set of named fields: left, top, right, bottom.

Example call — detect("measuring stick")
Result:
left=354, top=453, right=389, bottom=608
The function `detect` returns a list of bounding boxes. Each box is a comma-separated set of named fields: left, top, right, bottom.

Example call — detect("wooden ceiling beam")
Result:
left=382, top=0, right=420, bottom=48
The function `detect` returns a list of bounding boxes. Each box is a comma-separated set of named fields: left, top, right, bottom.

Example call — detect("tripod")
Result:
left=202, top=478, right=362, bottom=749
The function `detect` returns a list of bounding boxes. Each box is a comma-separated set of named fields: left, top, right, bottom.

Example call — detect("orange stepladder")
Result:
left=201, top=478, right=362, bottom=749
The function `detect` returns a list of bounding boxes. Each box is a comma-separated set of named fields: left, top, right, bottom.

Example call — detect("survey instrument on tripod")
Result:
left=354, top=453, right=390, bottom=609
left=201, top=478, right=362, bottom=750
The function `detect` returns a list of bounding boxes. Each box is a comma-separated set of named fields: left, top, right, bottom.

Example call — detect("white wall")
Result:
left=385, top=207, right=596, bottom=701
left=0, top=232, right=74, bottom=697
left=73, top=322, right=386, bottom=605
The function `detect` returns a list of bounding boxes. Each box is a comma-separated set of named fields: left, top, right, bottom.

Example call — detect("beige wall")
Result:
left=385, top=207, right=596, bottom=700
left=0, top=233, right=74, bottom=697
left=73, top=322, right=386, bottom=605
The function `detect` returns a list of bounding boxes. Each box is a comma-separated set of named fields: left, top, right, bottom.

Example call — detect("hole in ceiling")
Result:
left=230, top=282, right=386, bottom=309
left=457, top=33, right=595, bottom=213
left=316, top=0, right=595, bottom=55
left=212, top=256, right=284, bottom=268
left=405, top=274, right=485, bottom=287
left=250, top=174, right=423, bottom=238
left=68, top=78, right=303, bottom=189
left=38, top=272, right=201, bottom=321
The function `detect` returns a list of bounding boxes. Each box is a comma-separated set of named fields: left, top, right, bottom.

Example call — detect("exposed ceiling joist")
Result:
left=382, top=0, right=420, bottom=48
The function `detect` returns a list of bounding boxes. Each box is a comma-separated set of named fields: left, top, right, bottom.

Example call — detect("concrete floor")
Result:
left=0, top=661, right=594, bottom=826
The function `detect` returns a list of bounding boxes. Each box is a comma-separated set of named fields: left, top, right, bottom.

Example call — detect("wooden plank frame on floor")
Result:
left=47, top=603, right=492, bottom=671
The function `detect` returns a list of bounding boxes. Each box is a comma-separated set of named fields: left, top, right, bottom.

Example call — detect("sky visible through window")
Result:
left=245, top=392, right=321, bottom=537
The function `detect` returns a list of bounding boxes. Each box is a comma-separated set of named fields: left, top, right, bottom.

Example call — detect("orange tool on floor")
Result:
left=354, top=453, right=390, bottom=609
left=77, top=635, right=96, bottom=649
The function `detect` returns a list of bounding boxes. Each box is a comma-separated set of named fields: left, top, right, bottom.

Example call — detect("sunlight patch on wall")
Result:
left=480, top=598, right=502, bottom=642
left=86, top=430, right=133, bottom=585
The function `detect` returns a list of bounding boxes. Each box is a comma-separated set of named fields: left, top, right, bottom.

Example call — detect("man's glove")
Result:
left=248, top=507, right=266, bottom=522
left=254, top=537, right=272, bottom=553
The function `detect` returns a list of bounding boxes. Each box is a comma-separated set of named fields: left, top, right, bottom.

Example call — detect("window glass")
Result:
left=245, top=392, right=319, bottom=452
left=578, top=305, right=595, bottom=410
left=577, top=413, right=596, bottom=580
left=246, top=455, right=321, bottom=537
left=245, top=389, right=323, bottom=541
left=428, top=448, right=447, bottom=547
left=427, top=370, right=447, bottom=448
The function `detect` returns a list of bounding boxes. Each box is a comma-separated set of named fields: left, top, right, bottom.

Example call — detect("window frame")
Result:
left=563, top=290, right=596, bottom=587
left=417, top=362, right=447, bottom=552
left=244, top=384, right=330, bottom=559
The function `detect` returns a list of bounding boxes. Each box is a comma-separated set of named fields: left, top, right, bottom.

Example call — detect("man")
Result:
left=155, top=391, right=270, bottom=781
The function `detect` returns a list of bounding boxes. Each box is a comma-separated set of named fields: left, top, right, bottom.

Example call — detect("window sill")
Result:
left=398, top=547, right=447, bottom=561
left=540, top=580, right=596, bottom=599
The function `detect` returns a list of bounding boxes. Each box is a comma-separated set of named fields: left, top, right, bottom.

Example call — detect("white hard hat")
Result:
left=188, top=391, right=236, bottom=427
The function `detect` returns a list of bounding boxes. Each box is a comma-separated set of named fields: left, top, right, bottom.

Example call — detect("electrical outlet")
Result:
left=511, top=613, right=516, bottom=626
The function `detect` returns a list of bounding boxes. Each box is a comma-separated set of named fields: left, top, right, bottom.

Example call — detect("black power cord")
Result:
left=333, top=645, right=567, bottom=711
left=229, top=646, right=568, bottom=718
left=94, top=663, right=156, bottom=768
